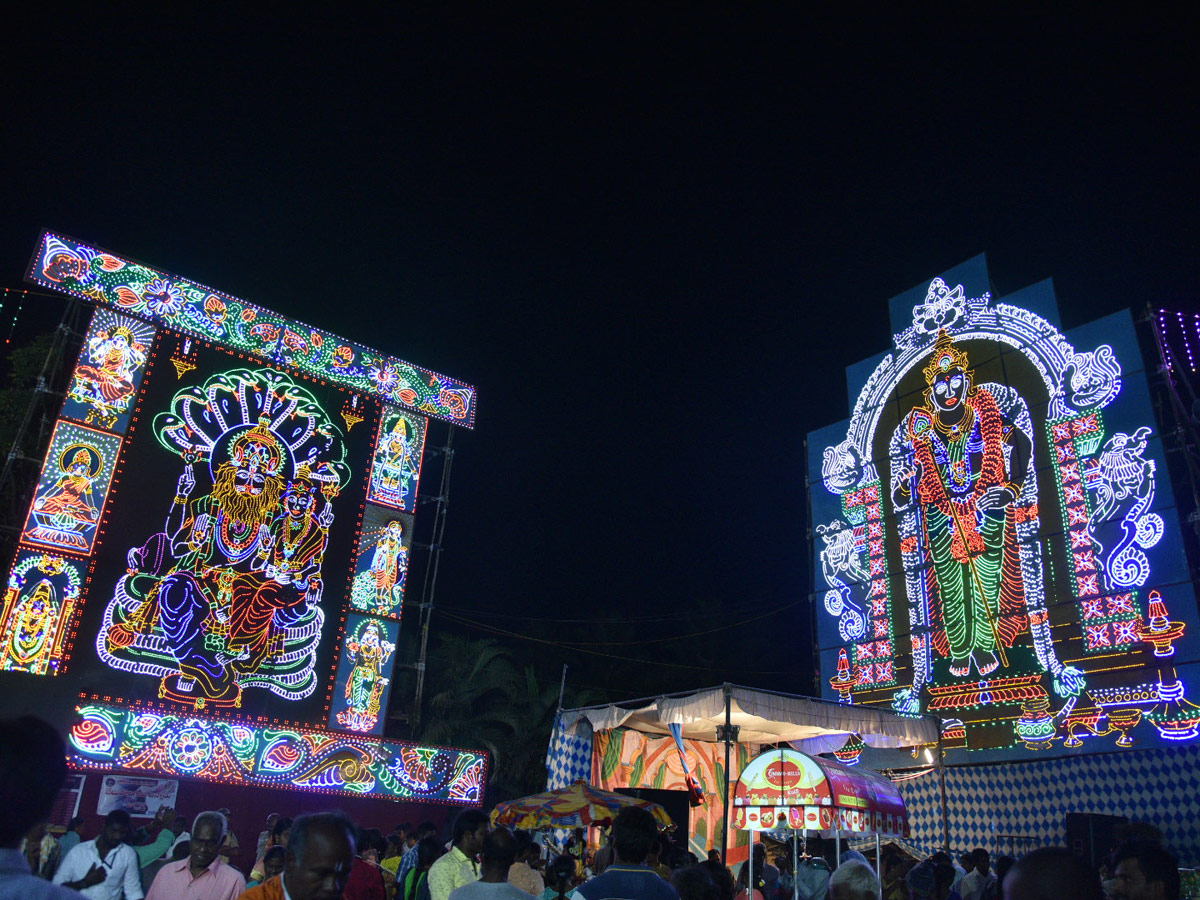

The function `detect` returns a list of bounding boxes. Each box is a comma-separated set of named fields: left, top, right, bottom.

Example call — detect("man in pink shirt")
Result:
left=146, top=811, right=246, bottom=900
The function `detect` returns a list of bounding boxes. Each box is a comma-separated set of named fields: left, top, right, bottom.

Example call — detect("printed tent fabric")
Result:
left=732, top=748, right=908, bottom=837
left=559, top=684, right=938, bottom=752
left=491, top=780, right=674, bottom=830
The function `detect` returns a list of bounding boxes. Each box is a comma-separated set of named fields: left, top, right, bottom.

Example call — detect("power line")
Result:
left=436, top=596, right=798, bottom=625
left=487, top=598, right=803, bottom=646
left=435, top=609, right=806, bottom=675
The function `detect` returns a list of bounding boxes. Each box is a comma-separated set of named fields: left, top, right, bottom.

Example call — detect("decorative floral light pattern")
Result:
left=68, top=701, right=487, bottom=804
left=27, top=232, right=476, bottom=427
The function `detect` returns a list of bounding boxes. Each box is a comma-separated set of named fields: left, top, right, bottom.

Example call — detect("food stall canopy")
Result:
left=732, top=747, right=908, bottom=837
left=559, top=684, right=938, bottom=752
left=491, top=780, right=673, bottom=830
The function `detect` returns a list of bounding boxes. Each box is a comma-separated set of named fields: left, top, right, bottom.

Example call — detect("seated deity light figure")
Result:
left=73, top=324, right=145, bottom=413
left=34, top=449, right=100, bottom=526
left=889, top=331, right=1035, bottom=681
left=112, top=419, right=292, bottom=703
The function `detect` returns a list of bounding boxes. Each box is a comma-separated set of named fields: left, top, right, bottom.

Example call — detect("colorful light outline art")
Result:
left=97, top=366, right=350, bottom=711
left=6, top=231, right=483, bottom=804
left=61, top=309, right=156, bottom=433
left=21, top=421, right=123, bottom=555
left=27, top=232, right=476, bottom=427
left=348, top=508, right=413, bottom=620
left=813, top=264, right=1200, bottom=752
left=0, top=551, right=84, bottom=675
left=367, top=406, right=426, bottom=513
left=68, top=701, right=487, bottom=805
left=329, top=614, right=399, bottom=735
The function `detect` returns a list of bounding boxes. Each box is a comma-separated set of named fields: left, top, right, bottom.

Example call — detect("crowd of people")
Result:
left=0, top=716, right=1187, bottom=900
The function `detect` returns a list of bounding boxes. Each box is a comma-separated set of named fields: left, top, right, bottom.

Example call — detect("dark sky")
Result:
left=2, top=7, right=1197, bottom=698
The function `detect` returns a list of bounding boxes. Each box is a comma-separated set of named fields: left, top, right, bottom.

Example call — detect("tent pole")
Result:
left=793, top=832, right=799, bottom=900
left=722, top=684, right=733, bottom=865
left=835, top=830, right=840, bottom=865
left=875, top=832, right=881, bottom=898
left=936, top=722, right=949, bottom=852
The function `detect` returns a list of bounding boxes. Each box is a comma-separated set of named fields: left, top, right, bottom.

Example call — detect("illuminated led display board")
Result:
left=25, top=232, right=476, bottom=428
left=69, top=699, right=487, bottom=804
left=810, top=256, right=1200, bottom=756
left=0, top=232, right=483, bottom=804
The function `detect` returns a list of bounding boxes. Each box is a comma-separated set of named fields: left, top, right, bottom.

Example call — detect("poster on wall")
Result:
left=811, top=256, right=1200, bottom=757
left=97, top=775, right=178, bottom=818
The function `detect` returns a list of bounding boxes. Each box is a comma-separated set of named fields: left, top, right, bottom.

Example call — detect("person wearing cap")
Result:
left=217, top=809, right=240, bottom=869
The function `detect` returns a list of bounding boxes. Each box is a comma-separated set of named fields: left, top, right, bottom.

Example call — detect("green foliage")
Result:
left=0, top=332, right=55, bottom=456
left=408, top=633, right=586, bottom=801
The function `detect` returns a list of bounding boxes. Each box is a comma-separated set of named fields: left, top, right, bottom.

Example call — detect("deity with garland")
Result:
left=890, top=331, right=1040, bottom=680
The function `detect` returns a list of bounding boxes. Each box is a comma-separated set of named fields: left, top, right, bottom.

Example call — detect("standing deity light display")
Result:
left=810, top=256, right=1200, bottom=754
left=0, top=232, right=485, bottom=805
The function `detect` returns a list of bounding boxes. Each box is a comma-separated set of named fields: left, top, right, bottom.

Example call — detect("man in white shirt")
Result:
left=959, top=849, right=995, bottom=900
left=54, top=809, right=144, bottom=900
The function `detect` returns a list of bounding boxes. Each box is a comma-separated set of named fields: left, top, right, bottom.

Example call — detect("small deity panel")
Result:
left=366, top=407, right=426, bottom=513
left=327, top=614, right=399, bottom=735
left=61, top=308, right=155, bottom=433
left=0, top=550, right=85, bottom=675
left=21, top=422, right=123, bottom=555
left=348, top=507, right=414, bottom=621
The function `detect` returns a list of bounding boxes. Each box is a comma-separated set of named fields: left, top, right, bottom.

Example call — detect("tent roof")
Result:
left=559, top=683, right=939, bottom=752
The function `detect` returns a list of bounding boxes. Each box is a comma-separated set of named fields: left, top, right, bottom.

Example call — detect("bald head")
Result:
left=1003, top=848, right=1102, bottom=900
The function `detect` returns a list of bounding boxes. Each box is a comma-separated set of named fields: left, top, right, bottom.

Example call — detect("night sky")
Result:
left=3, top=8, right=1197, bottom=700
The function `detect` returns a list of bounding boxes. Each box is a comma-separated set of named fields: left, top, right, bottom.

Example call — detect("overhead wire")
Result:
left=435, top=608, right=807, bottom=676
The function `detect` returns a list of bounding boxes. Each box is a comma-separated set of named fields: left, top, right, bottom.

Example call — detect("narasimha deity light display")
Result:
left=0, top=232, right=480, bottom=804
left=812, top=256, right=1200, bottom=754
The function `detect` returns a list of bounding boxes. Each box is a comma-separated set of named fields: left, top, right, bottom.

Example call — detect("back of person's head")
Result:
left=995, top=856, right=1016, bottom=885
left=673, top=864, right=720, bottom=900
left=481, top=827, right=516, bottom=870
left=612, top=806, right=657, bottom=865
left=1003, top=847, right=1103, bottom=900
left=68, top=815, right=85, bottom=832
left=1115, top=822, right=1164, bottom=846
left=452, top=809, right=489, bottom=845
left=699, top=859, right=736, bottom=900
left=1112, top=841, right=1180, bottom=900
left=971, top=848, right=989, bottom=870
left=513, top=829, right=534, bottom=861
left=0, top=716, right=67, bottom=847
left=362, top=828, right=387, bottom=858
left=264, top=845, right=287, bottom=865
left=418, top=835, right=444, bottom=869
left=273, top=816, right=294, bottom=840
left=549, top=853, right=576, bottom=887
left=289, top=811, right=357, bottom=864
left=172, top=841, right=192, bottom=861
left=418, top=821, right=437, bottom=838
left=830, top=860, right=880, bottom=900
